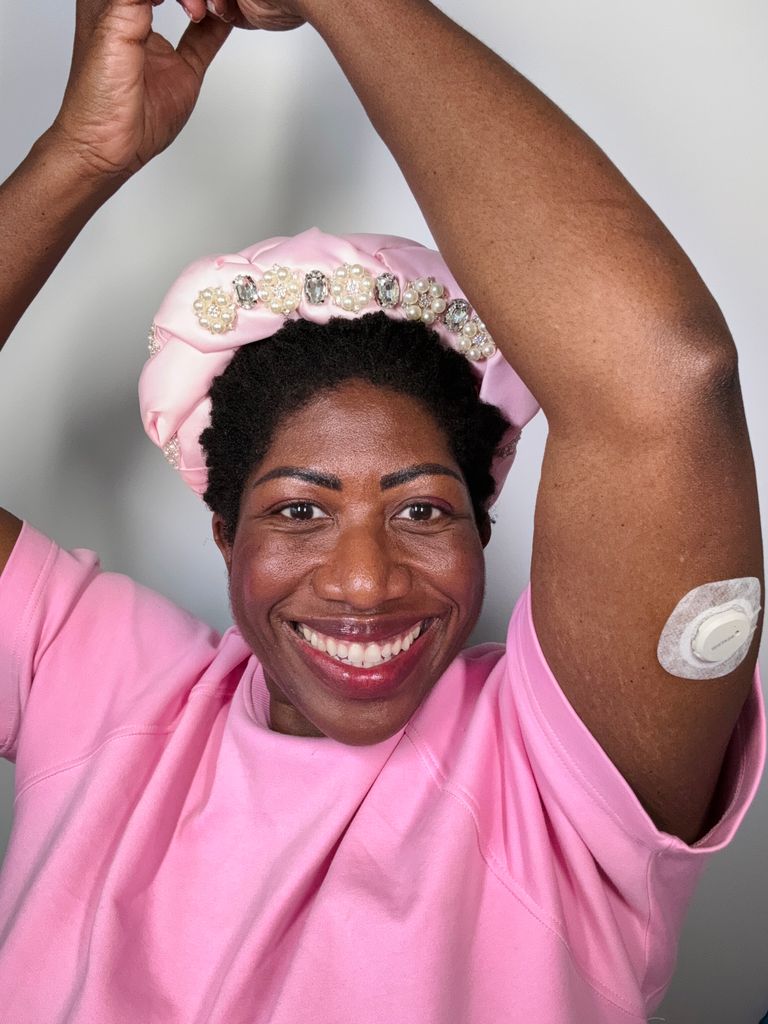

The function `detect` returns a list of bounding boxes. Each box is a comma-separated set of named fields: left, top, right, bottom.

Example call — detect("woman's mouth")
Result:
left=287, top=617, right=436, bottom=701
left=293, top=620, right=426, bottom=667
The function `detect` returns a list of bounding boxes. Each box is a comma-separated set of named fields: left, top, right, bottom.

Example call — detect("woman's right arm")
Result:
left=0, top=135, right=122, bottom=566
left=0, top=0, right=232, bottom=570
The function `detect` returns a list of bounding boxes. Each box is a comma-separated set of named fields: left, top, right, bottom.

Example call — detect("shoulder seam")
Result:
left=14, top=725, right=177, bottom=803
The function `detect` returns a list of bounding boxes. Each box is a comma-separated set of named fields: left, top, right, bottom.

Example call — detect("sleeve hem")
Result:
left=510, top=584, right=766, bottom=855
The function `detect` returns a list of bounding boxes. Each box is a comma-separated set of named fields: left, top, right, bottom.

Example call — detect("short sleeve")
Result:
left=506, top=582, right=765, bottom=1003
left=0, top=523, right=222, bottom=772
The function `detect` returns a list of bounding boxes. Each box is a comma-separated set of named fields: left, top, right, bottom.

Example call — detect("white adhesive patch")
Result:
left=657, top=577, right=761, bottom=680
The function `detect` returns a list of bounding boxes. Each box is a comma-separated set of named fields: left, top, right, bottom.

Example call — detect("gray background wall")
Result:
left=0, top=0, right=766, bottom=1020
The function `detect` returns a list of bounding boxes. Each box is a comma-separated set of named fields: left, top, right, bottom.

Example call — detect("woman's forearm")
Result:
left=0, top=0, right=231, bottom=359
left=303, top=0, right=734, bottom=429
left=0, top=130, right=122, bottom=353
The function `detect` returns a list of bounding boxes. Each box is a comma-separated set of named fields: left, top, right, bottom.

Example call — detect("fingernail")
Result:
left=181, top=1, right=204, bottom=21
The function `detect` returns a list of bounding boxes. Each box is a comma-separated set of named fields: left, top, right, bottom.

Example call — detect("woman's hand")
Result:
left=51, top=0, right=232, bottom=180
left=181, top=0, right=305, bottom=31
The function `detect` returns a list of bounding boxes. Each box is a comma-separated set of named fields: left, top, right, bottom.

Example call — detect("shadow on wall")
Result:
left=48, top=387, right=140, bottom=562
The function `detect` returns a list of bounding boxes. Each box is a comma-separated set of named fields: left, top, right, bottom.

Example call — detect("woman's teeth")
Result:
left=296, top=622, right=425, bottom=667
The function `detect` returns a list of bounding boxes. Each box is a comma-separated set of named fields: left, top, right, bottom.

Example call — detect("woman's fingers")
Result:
left=177, top=0, right=240, bottom=25
left=176, top=0, right=303, bottom=30
left=176, top=14, right=232, bottom=78
left=233, top=1, right=305, bottom=30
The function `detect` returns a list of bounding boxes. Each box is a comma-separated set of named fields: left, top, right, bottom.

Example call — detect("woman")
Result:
left=0, top=0, right=763, bottom=1021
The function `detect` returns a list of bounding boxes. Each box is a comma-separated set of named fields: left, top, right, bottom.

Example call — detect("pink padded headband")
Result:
left=139, top=228, right=540, bottom=501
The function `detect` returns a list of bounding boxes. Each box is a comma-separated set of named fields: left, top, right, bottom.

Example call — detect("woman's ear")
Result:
left=212, top=513, right=233, bottom=572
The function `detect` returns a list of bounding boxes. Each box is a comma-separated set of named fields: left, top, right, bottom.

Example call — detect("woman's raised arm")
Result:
left=233, top=0, right=763, bottom=843
left=0, top=0, right=231, bottom=568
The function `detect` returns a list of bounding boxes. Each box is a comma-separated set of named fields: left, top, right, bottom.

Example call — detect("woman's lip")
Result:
left=286, top=619, right=435, bottom=701
left=289, top=615, right=433, bottom=644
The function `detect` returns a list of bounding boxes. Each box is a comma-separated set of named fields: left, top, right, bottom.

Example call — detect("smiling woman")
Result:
left=135, top=227, right=531, bottom=745
left=144, top=236, right=518, bottom=744
left=0, top=0, right=764, bottom=1021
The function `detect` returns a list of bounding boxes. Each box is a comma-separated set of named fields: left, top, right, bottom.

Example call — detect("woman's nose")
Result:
left=312, top=525, right=411, bottom=609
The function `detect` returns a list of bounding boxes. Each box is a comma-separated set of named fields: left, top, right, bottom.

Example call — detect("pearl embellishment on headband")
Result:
left=193, top=287, right=237, bottom=334
left=456, top=316, right=497, bottom=361
left=148, top=325, right=162, bottom=358
left=402, top=277, right=448, bottom=325
left=189, top=262, right=497, bottom=360
left=163, top=437, right=181, bottom=469
left=331, top=264, right=376, bottom=313
left=257, top=265, right=303, bottom=316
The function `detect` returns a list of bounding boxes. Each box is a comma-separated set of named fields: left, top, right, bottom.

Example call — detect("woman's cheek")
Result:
left=231, top=529, right=319, bottom=605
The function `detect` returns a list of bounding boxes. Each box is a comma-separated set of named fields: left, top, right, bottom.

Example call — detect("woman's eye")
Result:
left=278, top=503, right=327, bottom=521
left=396, top=503, right=443, bottom=522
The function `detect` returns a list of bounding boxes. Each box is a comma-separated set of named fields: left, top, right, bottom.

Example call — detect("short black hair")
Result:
left=200, top=312, right=510, bottom=544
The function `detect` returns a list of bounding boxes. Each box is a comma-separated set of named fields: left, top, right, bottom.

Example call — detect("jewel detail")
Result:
left=185, top=265, right=491, bottom=364
left=402, top=277, right=448, bottom=326
left=457, top=315, right=497, bottom=361
left=233, top=274, right=259, bottom=309
left=162, top=437, right=181, bottom=469
left=304, top=270, right=330, bottom=305
left=193, top=287, right=237, bottom=334
left=496, top=440, right=518, bottom=459
left=147, top=324, right=162, bottom=357
left=374, top=272, right=401, bottom=309
left=443, top=298, right=471, bottom=333
left=256, top=265, right=303, bottom=316
left=331, top=264, right=376, bottom=313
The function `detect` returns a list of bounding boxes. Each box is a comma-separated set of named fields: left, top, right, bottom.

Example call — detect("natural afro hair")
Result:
left=200, top=312, right=510, bottom=544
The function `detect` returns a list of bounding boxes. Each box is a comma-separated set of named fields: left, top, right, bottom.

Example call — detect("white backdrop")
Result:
left=0, top=1, right=766, bottom=1020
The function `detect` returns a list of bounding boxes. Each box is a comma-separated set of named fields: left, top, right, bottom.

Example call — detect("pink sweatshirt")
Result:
left=0, top=523, right=764, bottom=1022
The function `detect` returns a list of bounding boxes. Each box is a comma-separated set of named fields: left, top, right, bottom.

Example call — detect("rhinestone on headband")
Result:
left=444, top=298, right=471, bottom=333
left=233, top=274, right=258, bottom=309
left=304, top=270, right=330, bottom=305
left=375, top=272, right=401, bottom=309
left=189, top=263, right=497, bottom=361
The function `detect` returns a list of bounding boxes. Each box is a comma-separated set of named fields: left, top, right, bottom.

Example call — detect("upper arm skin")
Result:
left=530, top=352, right=764, bottom=844
left=0, top=509, right=22, bottom=576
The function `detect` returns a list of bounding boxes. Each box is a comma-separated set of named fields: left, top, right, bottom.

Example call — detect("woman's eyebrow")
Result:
left=251, top=467, right=343, bottom=490
left=380, top=463, right=463, bottom=490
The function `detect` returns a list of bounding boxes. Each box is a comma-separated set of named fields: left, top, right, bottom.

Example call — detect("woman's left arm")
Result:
left=235, top=0, right=763, bottom=843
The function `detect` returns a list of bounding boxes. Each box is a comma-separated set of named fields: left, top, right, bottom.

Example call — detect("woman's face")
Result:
left=213, top=380, right=488, bottom=745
